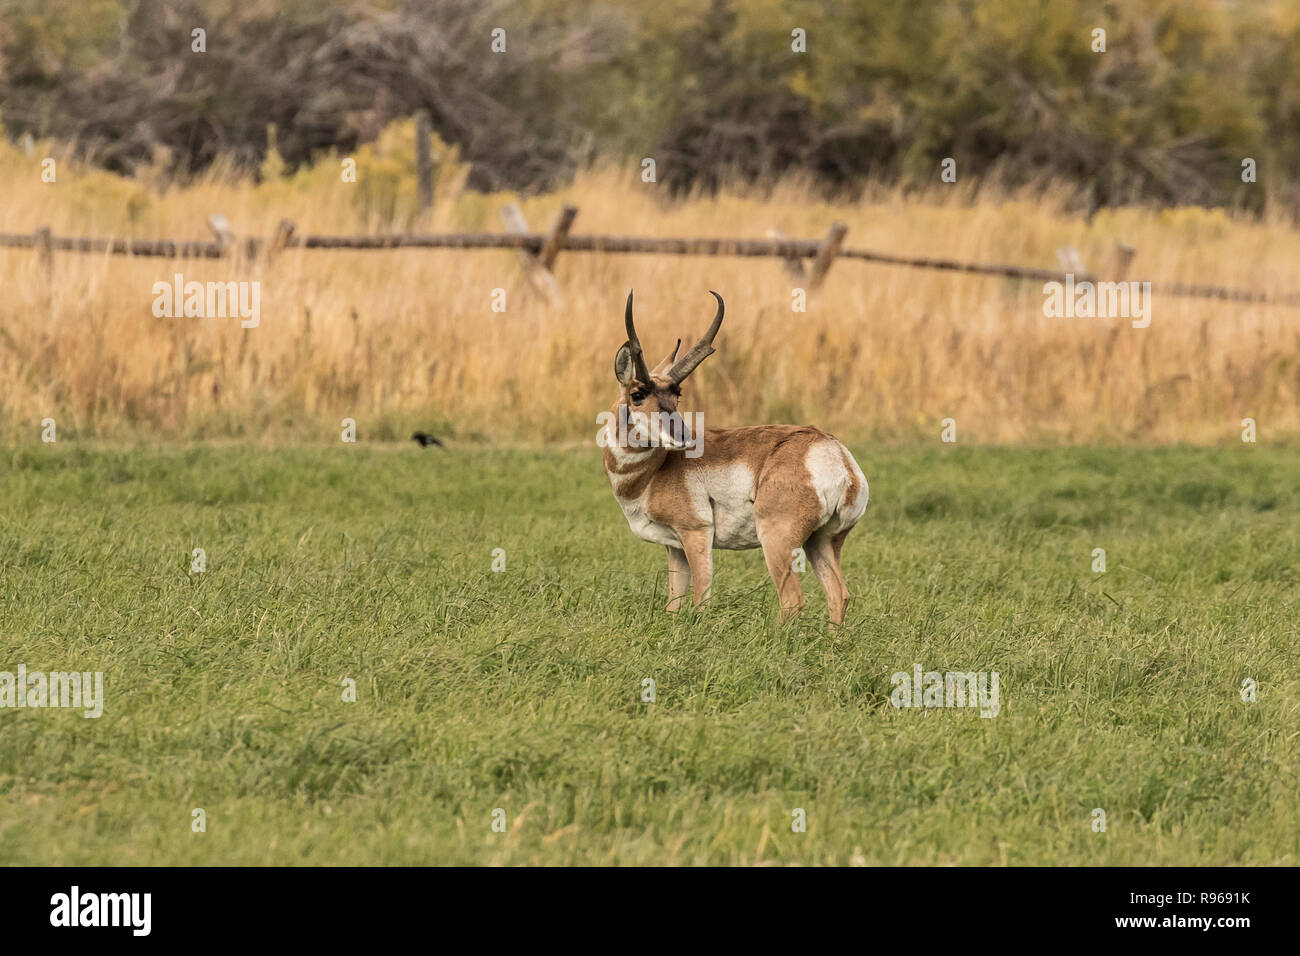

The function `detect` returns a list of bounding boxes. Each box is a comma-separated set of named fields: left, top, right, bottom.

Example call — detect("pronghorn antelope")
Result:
left=602, top=290, right=868, bottom=623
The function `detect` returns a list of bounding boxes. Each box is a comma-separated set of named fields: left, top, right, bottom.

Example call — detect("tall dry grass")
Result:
left=4, top=124, right=1300, bottom=445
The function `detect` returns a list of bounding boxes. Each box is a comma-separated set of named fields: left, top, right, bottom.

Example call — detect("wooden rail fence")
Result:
left=3, top=212, right=1299, bottom=308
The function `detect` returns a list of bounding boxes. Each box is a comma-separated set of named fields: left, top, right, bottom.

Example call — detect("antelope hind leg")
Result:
left=666, top=545, right=691, bottom=612
left=805, top=531, right=848, bottom=624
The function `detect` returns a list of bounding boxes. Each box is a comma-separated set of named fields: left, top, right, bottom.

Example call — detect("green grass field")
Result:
left=1, top=442, right=1297, bottom=865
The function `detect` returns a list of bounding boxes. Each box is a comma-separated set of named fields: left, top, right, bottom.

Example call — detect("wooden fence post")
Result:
left=207, top=213, right=235, bottom=254
left=34, top=227, right=53, bottom=276
left=808, top=221, right=848, bottom=290
left=415, top=112, right=434, bottom=217
left=268, top=219, right=296, bottom=260
left=1057, top=246, right=1087, bottom=275
left=499, top=202, right=560, bottom=302
left=1110, top=242, right=1136, bottom=278
left=538, top=204, right=578, bottom=272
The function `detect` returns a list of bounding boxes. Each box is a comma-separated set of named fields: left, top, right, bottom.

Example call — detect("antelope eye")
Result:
left=630, top=390, right=648, bottom=402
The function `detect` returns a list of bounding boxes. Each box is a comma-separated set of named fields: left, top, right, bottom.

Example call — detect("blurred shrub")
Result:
left=255, top=119, right=471, bottom=229
left=2, top=0, right=1300, bottom=212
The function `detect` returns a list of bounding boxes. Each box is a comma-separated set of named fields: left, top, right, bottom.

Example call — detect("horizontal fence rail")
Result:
left=834, top=248, right=1300, bottom=307
left=4, top=219, right=1299, bottom=308
left=0, top=229, right=829, bottom=258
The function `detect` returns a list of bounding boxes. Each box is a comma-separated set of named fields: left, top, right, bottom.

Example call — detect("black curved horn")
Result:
left=667, top=291, right=724, bottom=383
left=623, top=290, right=652, bottom=384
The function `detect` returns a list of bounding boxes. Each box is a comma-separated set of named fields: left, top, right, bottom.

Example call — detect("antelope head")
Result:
left=613, top=290, right=724, bottom=450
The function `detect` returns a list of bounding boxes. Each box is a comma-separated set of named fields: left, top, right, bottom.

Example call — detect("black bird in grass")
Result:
left=411, top=431, right=444, bottom=448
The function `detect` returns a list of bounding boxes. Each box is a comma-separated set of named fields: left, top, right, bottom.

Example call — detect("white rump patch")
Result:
left=805, top=441, right=868, bottom=534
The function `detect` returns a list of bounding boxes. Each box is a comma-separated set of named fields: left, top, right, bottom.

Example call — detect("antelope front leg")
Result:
left=665, top=546, right=691, bottom=612
left=677, top=528, right=714, bottom=608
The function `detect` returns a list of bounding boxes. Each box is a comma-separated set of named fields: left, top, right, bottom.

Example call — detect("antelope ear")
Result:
left=651, top=339, right=682, bottom=376
left=614, top=342, right=637, bottom=385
